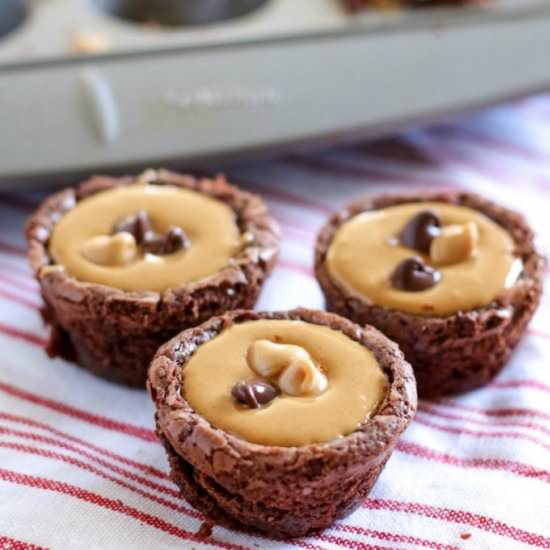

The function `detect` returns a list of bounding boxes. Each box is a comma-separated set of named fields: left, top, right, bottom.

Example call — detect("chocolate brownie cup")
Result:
left=148, top=308, right=416, bottom=538
left=26, top=170, right=280, bottom=387
left=315, top=193, right=545, bottom=398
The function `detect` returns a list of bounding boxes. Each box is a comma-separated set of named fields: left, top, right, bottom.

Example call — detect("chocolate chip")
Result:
left=231, top=380, right=280, bottom=409
left=113, top=210, right=153, bottom=244
left=391, top=257, right=441, bottom=292
left=143, top=226, right=189, bottom=255
left=399, top=210, right=441, bottom=253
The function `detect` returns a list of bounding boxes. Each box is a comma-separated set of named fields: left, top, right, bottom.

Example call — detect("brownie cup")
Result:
left=315, top=192, right=545, bottom=399
left=26, top=170, right=280, bottom=387
left=148, top=308, right=416, bottom=539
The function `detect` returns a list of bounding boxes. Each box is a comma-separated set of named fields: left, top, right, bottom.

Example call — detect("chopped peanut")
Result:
left=430, top=222, right=479, bottom=266
left=80, top=232, right=137, bottom=266
left=247, top=339, right=328, bottom=397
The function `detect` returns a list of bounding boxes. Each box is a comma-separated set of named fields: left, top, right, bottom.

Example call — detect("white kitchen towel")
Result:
left=0, top=94, right=549, bottom=550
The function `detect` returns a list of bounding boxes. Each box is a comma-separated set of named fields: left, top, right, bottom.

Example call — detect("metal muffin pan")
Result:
left=1, top=0, right=550, bottom=182
left=0, top=0, right=548, bottom=66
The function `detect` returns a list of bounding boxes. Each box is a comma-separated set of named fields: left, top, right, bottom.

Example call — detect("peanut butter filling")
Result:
left=183, top=320, right=389, bottom=447
left=48, top=181, right=241, bottom=292
left=326, top=202, right=521, bottom=316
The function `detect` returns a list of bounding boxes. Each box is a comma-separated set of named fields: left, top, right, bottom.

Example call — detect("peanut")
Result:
left=430, top=222, right=479, bottom=266
left=278, top=357, right=328, bottom=397
left=247, top=340, right=310, bottom=378
left=80, top=232, right=137, bottom=266
left=247, top=339, right=328, bottom=397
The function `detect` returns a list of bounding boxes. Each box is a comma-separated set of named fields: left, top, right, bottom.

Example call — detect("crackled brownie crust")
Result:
left=26, top=171, right=280, bottom=387
left=148, top=308, right=417, bottom=538
left=315, top=193, right=545, bottom=398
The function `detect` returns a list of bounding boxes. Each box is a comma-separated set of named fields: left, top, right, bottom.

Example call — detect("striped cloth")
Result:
left=1, top=94, right=550, bottom=550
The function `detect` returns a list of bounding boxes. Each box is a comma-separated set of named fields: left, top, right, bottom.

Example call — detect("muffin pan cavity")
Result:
left=90, top=0, right=270, bottom=27
left=0, top=0, right=27, bottom=41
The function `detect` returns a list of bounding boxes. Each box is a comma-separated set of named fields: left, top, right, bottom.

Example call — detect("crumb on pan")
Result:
left=71, top=31, right=111, bottom=55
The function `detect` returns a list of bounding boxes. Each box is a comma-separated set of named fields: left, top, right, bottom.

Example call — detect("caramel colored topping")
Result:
left=430, top=222, right=479, bottom=266
left=391, top=257, right=441, bottom=292
left=80, top=233, right=137, bottom=267
left=183, top=320, right=389, bottom=447
left=231, top=380, right=280, bottom=409
left=326, top=202, right=520, bottom=316
left=399, top=210, right=441, bottom=253
left=48, top=181, right=241, bottom=292
left=247, top=340, right=328, bottom=397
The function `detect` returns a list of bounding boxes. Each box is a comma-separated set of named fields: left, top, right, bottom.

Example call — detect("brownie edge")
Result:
left=315, top=192, right=545, bottom=398
left=148, top=308, right=417, bottom=539
left=25, top=171, right=280, bottom=387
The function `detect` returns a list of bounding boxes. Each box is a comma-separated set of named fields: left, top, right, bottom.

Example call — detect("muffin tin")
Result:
left=1, top=0, right=550, bottom=182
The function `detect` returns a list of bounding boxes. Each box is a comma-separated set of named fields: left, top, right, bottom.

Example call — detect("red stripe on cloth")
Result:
left=489, top=379, right=550, bottom=395
left=528, top=328, right=550, bottom=342
left=308, top=533, right=402, bottom=550
left=0, top=412, right=168, bottom=480
left=0, top=240, right=26, bottom=257
left=438, top=401, right=550, bottom=422
left=0, top=260, right=34, bottom=278
left=231, top=176, right=333, bottom=216
left=444, top=126, right=550, bottom=166
left=396, top=440, right=550, bottom=484
left=0, top=535, right=47, bottom=550
left=420, top=134, right=522, bottom=184
left=352, top=137, right=437, bottom=166
left=277, top=260, right=315, bottom=278
left=409, top=132, right=485, bottom=172
left=363, top=499, right=550, bottom=548
left=279, top=226, right=316, bottom=247
left=0, top=288, right=40, bottom=311
left=272, top=208, right=319, bottom=235
left=414, top=414, right=550, bottom=453
left=0, top=381, right=157, bottom=443
left=331, top=523, right=459, bottom=550
left=0, top=441, right=203, bottom=522
left=0, top=467, right=246, bottom=550
left=0, top=426, right=178, bottom=498
left=0, top=272, right=39, bottom=293
left=419, top=405, right=550, bottom=438
left=0, top=323, right=47, bottom=348
left=283, top=154, right=460, bottom=190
